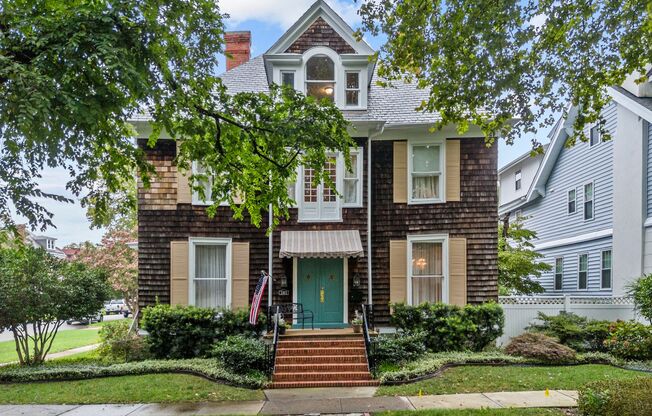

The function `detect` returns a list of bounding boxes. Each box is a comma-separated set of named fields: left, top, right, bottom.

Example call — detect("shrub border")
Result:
left=0, top=359, right=268, bottom=389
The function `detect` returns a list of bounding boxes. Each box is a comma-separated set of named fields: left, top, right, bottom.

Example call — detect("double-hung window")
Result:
left=590, top=125, right=601, bottom=147
left=554, top=257, right=563, bottom=290
left=568, top=189, right=576, bottom=214
left=409, top=142, right=443, bottom=203
left=192, top=162, right=214, bottom=205
left=578, top=254, right=588, bottom=290
left=343, top=148, right=363, bottom=206
left=190, top=239, right=231, bottom=308
left=305, top=56, right=335, bottom=102
left=515, top=170, right=522, bottom=191
left=409, top=237, right=446, bottom=305
left=345, top=72, right=360, bottom=106
left=601, top=250, right=612, bottom=289
left=584, top=183, right=594, bottom=221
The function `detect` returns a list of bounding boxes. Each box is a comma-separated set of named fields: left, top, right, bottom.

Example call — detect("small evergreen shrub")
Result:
left=578, top=377, right=652, bottom=416
left=211, top=335, right=267, bottom=374
left=391, top=302, right=504, bottom=352
left=528, top=312, right=611, bottom=352
left=98, top=320, right=150, bottom=362
left=603, top=321, right=652, bottom=360
left=504, top=332, right=576, bottom=363
left=141, top=304, right=219, bottom=359
left=372, top=332, right=427, bottom=365
left=214, top=309, right=266, bottom=340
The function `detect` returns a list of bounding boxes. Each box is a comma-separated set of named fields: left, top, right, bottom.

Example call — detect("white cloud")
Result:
left=219, top=0, right=361, bottom=29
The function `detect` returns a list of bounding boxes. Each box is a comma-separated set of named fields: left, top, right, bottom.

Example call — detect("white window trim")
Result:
left=280, top=70, right=295, bottom=88
left=406, top=234, right=449, bottom=305
left=583, top=181, right=595, bottom=222
left=589, top=124, right=602, bottom=148
left=344, top=70, right=361, bottom=108
left=342, top=147, right=364, bottom=208
left=188, top=237, right=232, bottom=309
left=514, top=169, right=522, bottom=191
left=567, top=188, right=577, bottom=215
left=408, top=139, right=446, bottom=205
left=600, top=249, right=612, bottom=290
left=554, top=257, right=564, bottom=291
left=576, top=252, right=589, bottom=291
left=297, top=153, right=343, bottom=223
left=191, top=162, right=229, bottom=207
left=304, top=53, right=337, bottom=103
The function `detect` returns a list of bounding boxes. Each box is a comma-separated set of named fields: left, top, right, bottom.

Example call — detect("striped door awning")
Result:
left=279, top=230, right=364, bottom=258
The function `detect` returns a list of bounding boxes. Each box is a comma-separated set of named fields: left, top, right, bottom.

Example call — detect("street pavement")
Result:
left=0, top=314, right=125, bottom=343
left=0, top=389, right=579, bottom=415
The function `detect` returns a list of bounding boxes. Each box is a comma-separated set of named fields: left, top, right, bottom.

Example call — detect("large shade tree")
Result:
left=359, top=0, right=651, bottom=147
left=1, top=0, right=353, bottom=232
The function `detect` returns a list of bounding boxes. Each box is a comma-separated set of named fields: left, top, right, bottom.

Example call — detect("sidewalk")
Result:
left=0, top=388, right=578, bottom=415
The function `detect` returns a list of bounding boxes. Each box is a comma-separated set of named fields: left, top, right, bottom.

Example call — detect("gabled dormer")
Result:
left=263, top=0, right=375, bottom=110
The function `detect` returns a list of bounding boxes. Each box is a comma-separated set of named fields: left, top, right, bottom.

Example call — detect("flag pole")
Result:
left=268, top=202, right=273, bottom=307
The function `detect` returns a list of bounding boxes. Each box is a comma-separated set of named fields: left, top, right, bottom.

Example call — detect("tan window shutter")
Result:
left=176, top=145, right=192, bottom=204
left=170, top=241, right=189, bottom=305
left=393, top=141, right=408, bottom=203
left=389, top=240, right=408, bottom=304
left=446, top=140, right=461, bottom=202
left=448, top=237, right=467, bottom=306
left=231, top=242, right=250, bottom=310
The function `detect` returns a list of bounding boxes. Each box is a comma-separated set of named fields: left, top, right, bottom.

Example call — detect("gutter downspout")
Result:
left=367, top=122, right=385, bottom=305
left=268, top=203, right=273, bottom=307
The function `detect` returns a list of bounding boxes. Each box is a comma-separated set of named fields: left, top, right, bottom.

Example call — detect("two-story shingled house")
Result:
left=133, top=1, right=498, bottom=329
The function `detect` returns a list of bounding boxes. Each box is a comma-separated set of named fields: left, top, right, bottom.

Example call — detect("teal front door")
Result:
left=297, top=258, right=344, bottom=328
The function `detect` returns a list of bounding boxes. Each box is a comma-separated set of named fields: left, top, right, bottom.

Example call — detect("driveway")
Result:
left=0, top=314, right=126, bottom=343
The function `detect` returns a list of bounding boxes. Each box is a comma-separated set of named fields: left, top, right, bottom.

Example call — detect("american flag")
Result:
left=249, top=271, right=269, bottom=325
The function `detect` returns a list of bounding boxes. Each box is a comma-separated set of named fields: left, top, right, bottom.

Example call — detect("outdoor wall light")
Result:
left=279, top=274, right=288, bottom=288
left=353, top=273, right=361, bottom=288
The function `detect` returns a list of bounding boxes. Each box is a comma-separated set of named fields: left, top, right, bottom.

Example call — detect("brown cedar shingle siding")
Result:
left=285, top=17, right=355, bottom=54
left=137, top=137, right=498, bottom=325
left=370, top=139, right=498, bottom=324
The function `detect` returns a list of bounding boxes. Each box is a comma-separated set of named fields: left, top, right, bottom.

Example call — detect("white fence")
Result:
left=498, top=296, right=641, bottom=345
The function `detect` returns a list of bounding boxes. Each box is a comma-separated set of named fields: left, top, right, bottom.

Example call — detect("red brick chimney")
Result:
left=224, top=31, right=251, bottom=71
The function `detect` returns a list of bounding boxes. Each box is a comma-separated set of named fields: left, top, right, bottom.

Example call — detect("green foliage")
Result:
left=391, top=302, right=504, bottom=352
left=141, top=305, right=218, bottom=359
left=141, top=305, right=265, bottom=359
left=603, top=321, right=652, bottom=360
left=504, top=333, right=577, bottom=363
left=98, top=320, right=150, bottom=362
left=0, top=246, right=108, bottom=365
left=498, top=218, right=549, bottom=295
left=0, top=358, right=267, bottom=389
left=578, top=377, right=652, bottom=416
left=359, top=0, right=651, bottom=148
left=210, top=335, right=267, bottom=374
left=628, top=274, right=652, bottom=323
left=528, top=312, right=611, bottom=352
left=372, top=332, right=427, bottom=365
left=1, top=1, right=353, bottom=232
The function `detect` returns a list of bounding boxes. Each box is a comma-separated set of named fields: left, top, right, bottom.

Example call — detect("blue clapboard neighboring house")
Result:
left=499, top=69, right=652, bottom=297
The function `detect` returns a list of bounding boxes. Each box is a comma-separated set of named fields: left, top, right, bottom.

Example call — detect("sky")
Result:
left=18, top=0, right=550, bottom=247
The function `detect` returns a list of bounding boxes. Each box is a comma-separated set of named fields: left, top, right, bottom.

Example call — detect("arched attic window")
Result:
left=305, top=55, right=335, bottom=102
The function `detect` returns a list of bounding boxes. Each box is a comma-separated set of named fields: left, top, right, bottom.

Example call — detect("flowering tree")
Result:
left=74, top=228, right=138, bottom=315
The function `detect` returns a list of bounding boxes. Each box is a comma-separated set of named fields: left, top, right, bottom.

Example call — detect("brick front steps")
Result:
left=269, top=332, right=379, bottom=389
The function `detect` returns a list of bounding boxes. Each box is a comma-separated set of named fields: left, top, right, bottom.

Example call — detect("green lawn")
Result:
left=377, top=364, right=649, bottom=396
left=0, top=328, right=100, bottom=364
left=0, top=373, right=264, bottom=404
left=379, top=409, right=566, bottom=416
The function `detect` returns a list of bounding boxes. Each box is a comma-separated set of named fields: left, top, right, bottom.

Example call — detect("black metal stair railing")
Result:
left=265, top=305, right=281, bottom=376
left=361, top=303, right=376, bottom=374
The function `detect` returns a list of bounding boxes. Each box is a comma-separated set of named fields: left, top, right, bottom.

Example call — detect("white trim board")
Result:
left=533, top=229, right=613, bottom=251
left=608, top=87, right=652, bottom=123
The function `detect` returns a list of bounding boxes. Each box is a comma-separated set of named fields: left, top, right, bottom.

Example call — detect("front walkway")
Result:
left=0, top=388, right=578, bottom=415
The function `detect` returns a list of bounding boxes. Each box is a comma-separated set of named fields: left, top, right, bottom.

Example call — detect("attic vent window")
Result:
left=306, top=55, right=335, bottom=102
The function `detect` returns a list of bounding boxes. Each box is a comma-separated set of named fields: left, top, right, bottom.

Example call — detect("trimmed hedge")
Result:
left=211, top=335, right=267, bottom=374
left=578, top=377, right=652, bottom=416
left=372, top=332, right=427, bottom=365
left=0, top=359, right=266, bottom=389
left=391, top=302, right=504, bottom=352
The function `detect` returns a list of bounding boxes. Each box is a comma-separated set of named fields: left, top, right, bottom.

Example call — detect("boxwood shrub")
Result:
left=578, top=377, right=652, bottom=416
left=390, top=302, right=504, bottom=352
left=211, top=335, right=267, bottom=374
left=372, top=332, right=427, bottom=365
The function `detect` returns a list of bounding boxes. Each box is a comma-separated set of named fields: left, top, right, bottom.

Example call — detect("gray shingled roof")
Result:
left=612, top=85, right=652, bottom=114
left=220, top=56, right=270, bottom=94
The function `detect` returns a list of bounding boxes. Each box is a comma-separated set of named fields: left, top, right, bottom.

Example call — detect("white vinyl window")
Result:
left=584, top=182, right=594, bottom=221
left=281, top=71, right=295, bottom=88
left=189, top=239, right=231, bottom=309
left=568, top=189, right=576, bottom=215
left=590, top=125, right=601, bottom=147
left=409, top=142, right=444, bottom=203
left=46, top=240, right=55, bottom=250
left=554, top=257, right=563, bottom=290
left=601, top=250, right=612, bottom=289
left=407, top=235, right=448, bottom=305
left=515, top=170, right=522, bottom=191
left=578, top=253, right=588, bottom=290
left=345, top=71, right=360, bottom=106
left=343, top=148, right=363, bottom=207
left=191, top=163, right=231, bottom=206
